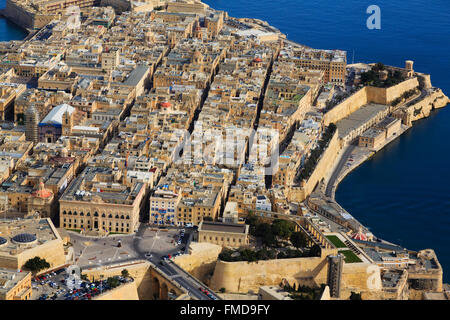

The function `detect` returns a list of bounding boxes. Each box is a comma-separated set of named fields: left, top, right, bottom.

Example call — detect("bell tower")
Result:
left=62, top=110, right=73, bottom=136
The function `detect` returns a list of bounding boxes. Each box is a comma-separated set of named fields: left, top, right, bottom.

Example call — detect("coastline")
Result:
left=0, top=8, right=31, bottom=35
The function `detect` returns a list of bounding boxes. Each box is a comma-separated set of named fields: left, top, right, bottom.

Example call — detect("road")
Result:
left=69, top=224, right=219, bottom=300
left=325, top=143, right=356, bottom=198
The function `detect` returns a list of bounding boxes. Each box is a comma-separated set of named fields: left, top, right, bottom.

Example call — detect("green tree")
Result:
left=290, top=232, right=307, bottom=249
left=218, top=249, right=234, bottom=262
left=350, top=291, right=362, bottom=300
left=245, top=213, right=259, bottom=236
left=24, top=257, right=50, bottom=272
left=271, top=219, right=294, bottom=239
left=121, top=269, right=129, bottom=278
left=309, top=244, right=322, bottom=257
left=219, top=288, right=226, bottom=293
left=372, top=62, right=385, bottom=72
left=107, top=277, right=120, bottom=289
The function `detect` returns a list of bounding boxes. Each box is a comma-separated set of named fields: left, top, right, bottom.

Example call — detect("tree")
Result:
left=271, top=220, right=294, bottom=239
left=203, top=216, right=213, bottom=222
left=350, top=291, right=362, bottom=300
left=24, top=257, right=50, bottom=272
left=290, top=232, right=307, bottom=249
left=372, top=62, right=385, bottom=72
left=107, top=277, right=120, bottom=289
left=219, top=288, right=226, bottom=293
left=245, top=213, right=259, bottom=236
left=309, top=244, right=322, bottom=257
left=121, top=269, right=129, bottom=278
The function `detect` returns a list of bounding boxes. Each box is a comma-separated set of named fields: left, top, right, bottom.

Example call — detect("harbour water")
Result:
left=204, top=0, right=450, bottom=282
left=0, top=0, right=27, bottom=41
left=0, top=0, right=449, bottom=282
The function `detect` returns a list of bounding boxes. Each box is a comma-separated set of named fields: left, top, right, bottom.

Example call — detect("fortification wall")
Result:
left=100, top=0, right=130, bottom=13
left=172, top=242, right=222, bottom=284
left=323, top=88, right=368, bottom=125
left=4, top=0, right=34, bottom=30
left=209, top=256, right=329, bottom=294
left=94, top=281, right=139, bottom=300
left=405, top=88, right=449, bottom=123
left=0, top=238, right=65, bottom=270
left=385, top=77, right=419, bottom=104
left=83, top=261, right=153, bottom=299
left=323, top=78, right=420, bottom=125
left=288, top=129, right=341, bottom=202
left=340, top=263, right=382, bottom=299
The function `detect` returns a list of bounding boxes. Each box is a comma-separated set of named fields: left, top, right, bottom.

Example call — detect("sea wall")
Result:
left=4, top=0, right=34, bottom=30
left=384, top=77, right=419, bottom=104
left=393, top=88, right=450, bottom=125
left=323, top=88, right=368, bottom=125
left=323, top=77, right=420, bottom=125
left=288, top=129, right=340, bottom=202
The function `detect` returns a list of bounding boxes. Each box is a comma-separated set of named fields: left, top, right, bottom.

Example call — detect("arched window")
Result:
left=63, top=211, right=67, bottom=215
left=73, top=211, right=77, bottom=216
left=126, top=216, right=130, bottom=220
left=94, top=212, right=99, bottom=217
left=68, top=211, right=72, bottom=215
left=80, top=212, right=84, bottom=216
left=120, top=215, right=124, bottom=219
left=115, top=215, right=119, bottom=219
left=102, top=213, right=106, bottom=218
left=86, top=212, right=91, bottom=217
left=108, top=214, right=113, bottom=218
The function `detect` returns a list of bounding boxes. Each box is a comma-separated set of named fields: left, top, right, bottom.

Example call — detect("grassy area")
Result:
left=341, top=250, right=362, bottom=263
left=108, top=232, right=126, bottom=235
left=67, top=229, right=81, bottom=233
left=326, top=235, right=347, bottom=248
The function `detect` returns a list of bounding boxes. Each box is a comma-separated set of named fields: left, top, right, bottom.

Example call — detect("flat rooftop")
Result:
left=0, top=268, right=30, bottom=295
left=199, top=221, right=248, bottom=234
left=336, top=103, right=389, bottom=139
left=0, top=218, right=59, bottom=257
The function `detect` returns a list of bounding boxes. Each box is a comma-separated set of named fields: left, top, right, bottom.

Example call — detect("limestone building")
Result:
left=59, top=166, right=146, bottom=234
left=0, top=218, right=65, bottom=270
left=149, top=187, right=182, bottom=226
left=0, top=268, right=32, bottom=300
left=197, top=221, right=249, bottom=248
left=25, top=105, right=39, bottom=144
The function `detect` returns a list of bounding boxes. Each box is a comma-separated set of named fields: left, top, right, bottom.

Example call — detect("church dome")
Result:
left=12, top=233, right=37, bottom=244
left=32, top=182, right=53, bottom=199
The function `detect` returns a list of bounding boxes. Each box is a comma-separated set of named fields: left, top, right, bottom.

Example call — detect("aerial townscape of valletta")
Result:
left=0, top=0, right=448, bottom=304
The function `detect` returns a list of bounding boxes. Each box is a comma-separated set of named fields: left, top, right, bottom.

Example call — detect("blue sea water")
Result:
left=1, top=0, right=449, bottom=282
left=204, top=0, right=450, bottom=282
left=0, top=0, right=27, bottom=41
